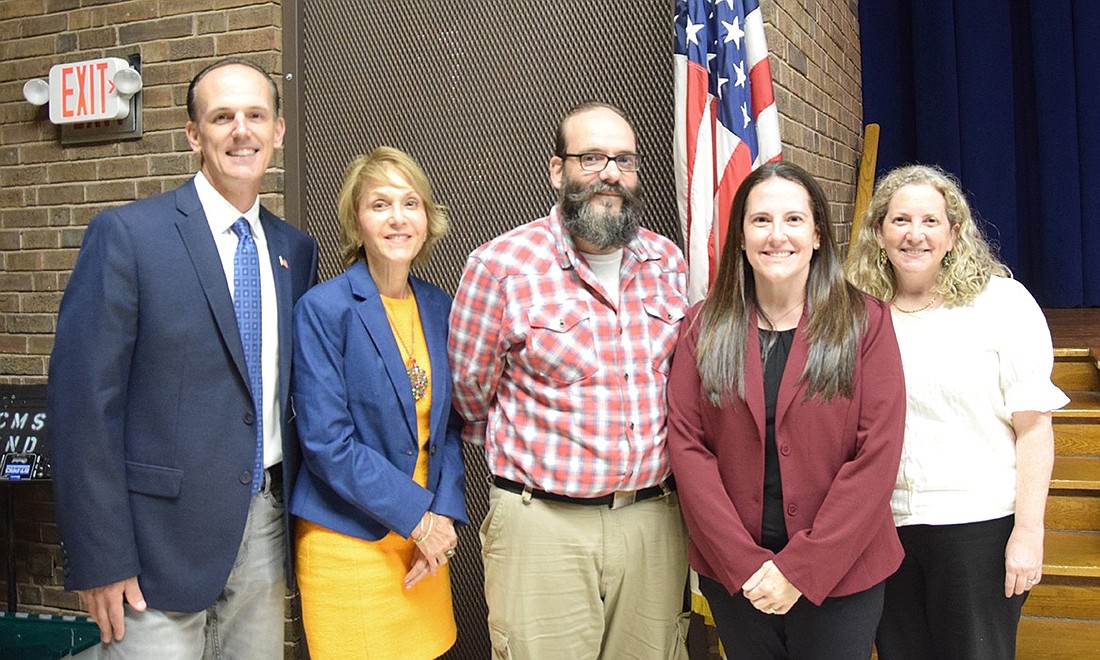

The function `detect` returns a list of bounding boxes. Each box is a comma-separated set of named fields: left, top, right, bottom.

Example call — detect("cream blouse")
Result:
left=889, top=276, right=1069, bottom=526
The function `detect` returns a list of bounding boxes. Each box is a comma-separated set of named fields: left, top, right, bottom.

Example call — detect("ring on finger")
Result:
left=1026, top=577, right=1038, bottom=584
left=444, top=548, right=456, bottom=558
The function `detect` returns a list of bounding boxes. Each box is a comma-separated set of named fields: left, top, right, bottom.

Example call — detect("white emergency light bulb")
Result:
left=23, top=79, right=49, bottom=106
left=113, top=67, right=143, bottom=97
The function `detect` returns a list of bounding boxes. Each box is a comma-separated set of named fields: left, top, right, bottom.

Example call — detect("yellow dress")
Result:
left=295, top=293, right=456, bottom=659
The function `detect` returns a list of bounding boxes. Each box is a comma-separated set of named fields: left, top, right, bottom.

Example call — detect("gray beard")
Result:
left=559, top=178, right=643, bottom=251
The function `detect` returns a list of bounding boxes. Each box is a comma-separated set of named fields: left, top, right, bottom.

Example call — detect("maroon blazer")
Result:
left=667, top=296, right=905, bottom=605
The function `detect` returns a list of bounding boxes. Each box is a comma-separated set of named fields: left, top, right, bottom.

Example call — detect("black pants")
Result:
left=699, top=574, right=884, bottom=659
left=876, top=516, right=1026, bottom=660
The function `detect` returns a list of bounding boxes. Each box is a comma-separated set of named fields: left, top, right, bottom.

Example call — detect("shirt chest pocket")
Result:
left=525, top=302, right=599, bottom=385
left=642, top=297, right=686, bottom=374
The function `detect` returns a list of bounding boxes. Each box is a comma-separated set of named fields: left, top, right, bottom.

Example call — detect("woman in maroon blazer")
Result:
left=668, top=162, right=906, bottom=658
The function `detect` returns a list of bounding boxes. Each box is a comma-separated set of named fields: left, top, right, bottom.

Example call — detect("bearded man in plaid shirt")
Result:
left=449, top=102, right=690, bottom=659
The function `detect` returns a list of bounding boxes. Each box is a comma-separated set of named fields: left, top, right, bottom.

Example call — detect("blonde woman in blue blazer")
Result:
left=290, top=148, right=467, bottom=659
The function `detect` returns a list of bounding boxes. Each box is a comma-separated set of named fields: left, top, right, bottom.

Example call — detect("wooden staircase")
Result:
left=1017, top=311, right=1100, bottom=658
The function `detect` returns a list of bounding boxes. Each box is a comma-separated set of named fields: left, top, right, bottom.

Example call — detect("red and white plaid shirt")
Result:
left=449, top=206, right=687, bottom=497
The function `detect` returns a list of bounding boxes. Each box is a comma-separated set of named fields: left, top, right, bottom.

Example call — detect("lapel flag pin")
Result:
left=279, top=256, right=289, bottom=269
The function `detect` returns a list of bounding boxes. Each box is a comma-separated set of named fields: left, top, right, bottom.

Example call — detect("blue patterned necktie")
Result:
left=232, top=218, right=264, bottom=495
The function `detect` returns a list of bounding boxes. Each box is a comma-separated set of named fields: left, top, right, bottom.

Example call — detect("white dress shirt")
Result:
left=194, top=172, right=282, bottom=469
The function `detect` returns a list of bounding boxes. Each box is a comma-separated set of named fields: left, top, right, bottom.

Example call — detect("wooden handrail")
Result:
left=847, top=123, right=879, bottom=266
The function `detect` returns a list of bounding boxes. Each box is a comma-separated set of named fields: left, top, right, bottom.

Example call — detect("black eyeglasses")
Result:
left=561, top=152, right=641, bottom=173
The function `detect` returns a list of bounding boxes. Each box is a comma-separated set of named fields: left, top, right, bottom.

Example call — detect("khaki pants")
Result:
left=481, top=486, right=690, bottom=659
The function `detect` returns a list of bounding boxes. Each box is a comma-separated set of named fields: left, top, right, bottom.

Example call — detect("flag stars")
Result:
left=685, top=15, right=705, bottom=45
left=723, top=17, right=744, bottom=48
left=733, top=60, right=747, bottom=88
left=741, top=102, right=751, bottom=128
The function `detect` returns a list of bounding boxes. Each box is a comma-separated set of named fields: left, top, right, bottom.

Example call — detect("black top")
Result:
left=760, top=327, right=795, bottom=552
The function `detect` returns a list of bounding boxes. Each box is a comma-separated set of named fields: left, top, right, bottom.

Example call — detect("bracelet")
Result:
left=412, top=511, right=434, bottom=544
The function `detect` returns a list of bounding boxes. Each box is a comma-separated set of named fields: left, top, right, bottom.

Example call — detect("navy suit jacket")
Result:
left=48, top=179, right=318, bottom=612
left=289, top=261, right=467, bottom=541
left=668, top=297, right=906, bottom=606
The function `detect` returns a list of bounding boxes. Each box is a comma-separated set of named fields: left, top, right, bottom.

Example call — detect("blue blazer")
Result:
left=289, top=261, right=467, bottom=541
left=48, top=179, right=318, bottom=613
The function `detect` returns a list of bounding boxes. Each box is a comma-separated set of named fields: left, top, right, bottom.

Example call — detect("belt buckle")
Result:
left=611, top=490, right=637, bottom=510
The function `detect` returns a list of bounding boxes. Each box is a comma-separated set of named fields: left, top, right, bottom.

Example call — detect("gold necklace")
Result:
left=760, top=299, right=804, bottom=328
left=382, top=293, right=428, bottom=401
left=893, top=295, right=937, bottom=314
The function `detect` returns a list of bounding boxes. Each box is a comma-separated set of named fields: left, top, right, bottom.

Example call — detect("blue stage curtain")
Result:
left=860, top=0, right=1100, bottom=306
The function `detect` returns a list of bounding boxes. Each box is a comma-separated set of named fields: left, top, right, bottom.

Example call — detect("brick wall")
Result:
left=768, top=0, right=864, bottom=247
left=0, top=0, right=863, bottom=656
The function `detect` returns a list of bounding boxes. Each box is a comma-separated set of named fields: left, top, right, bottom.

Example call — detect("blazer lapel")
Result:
left=349, top=264, right=418, bottom=443
left=412, top=277, right=449, bottom=442
left=261, top=212, right=293, bottom=408
left=173, top=182, right=250, bottom=389
left=774, top=312, right=811, bottom=431
left=744, top=311, right=767, bottom=441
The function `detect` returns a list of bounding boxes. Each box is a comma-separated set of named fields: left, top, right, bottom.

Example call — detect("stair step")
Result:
left=1018, top=617, right=1100, bottom=659
left=1044, top=530, right=1100, bottom=578
left=1053, top=348, right=1100, bottom=391
left=1022, top=579, right=1100, bottom=619
left=1051, top=456, right=1100, bottom=490
left=1046, top=492, right=1100, bottom=530
left=1054, top=391, right=1100, bottom=455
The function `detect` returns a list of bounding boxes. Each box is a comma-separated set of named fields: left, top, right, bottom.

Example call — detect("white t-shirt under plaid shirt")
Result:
left=448, top=206, right=688, bottom=497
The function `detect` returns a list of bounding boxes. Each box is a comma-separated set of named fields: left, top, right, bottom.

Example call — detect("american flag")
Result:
left=675, top=0, right=782, bottom=303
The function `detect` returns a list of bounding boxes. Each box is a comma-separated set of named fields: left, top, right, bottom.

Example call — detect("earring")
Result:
left=942, top=250, right=955, bottom=268
left=877, top=248, right=888, bottom=268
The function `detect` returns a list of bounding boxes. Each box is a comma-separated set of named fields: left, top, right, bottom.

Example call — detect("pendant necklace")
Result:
left=383, top=292, right=428, bottom=401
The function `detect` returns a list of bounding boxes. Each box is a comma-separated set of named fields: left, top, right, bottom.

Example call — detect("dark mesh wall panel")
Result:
left=288, top=3, right=679, bottom=658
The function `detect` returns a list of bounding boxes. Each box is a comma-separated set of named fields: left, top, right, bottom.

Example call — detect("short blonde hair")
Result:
left=336, top=147, right=449, bottom=269
left=847, top=164, right=1009, bottom=306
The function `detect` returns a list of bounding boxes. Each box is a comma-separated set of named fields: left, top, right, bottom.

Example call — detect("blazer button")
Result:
left=787, top=503, right=798, bottom=516
left=239, top=471, right=252, bottom=485
left=780, top=444, right=791, bottom=456
left=243, top=411, right=255, bottom=425
left=430, top=445, right=438, bottom=455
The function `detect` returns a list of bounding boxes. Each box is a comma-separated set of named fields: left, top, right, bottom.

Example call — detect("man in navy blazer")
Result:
left=48, top=59, right=318, bottom=657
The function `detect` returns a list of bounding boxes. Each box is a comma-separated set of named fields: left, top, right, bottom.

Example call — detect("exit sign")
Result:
left=48, top=57, right=132, bottom=125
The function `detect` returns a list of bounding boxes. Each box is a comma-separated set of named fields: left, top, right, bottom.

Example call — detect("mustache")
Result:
left=563, top=181, right=640, bottom=207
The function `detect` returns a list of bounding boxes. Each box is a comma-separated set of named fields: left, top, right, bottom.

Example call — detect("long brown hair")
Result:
left=696, top=161, right=866, bottom=404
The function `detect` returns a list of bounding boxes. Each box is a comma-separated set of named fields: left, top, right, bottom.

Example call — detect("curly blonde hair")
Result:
left=846, top=164, right=1008, bottom=306
left=336, top=147, right=449, bottom=269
